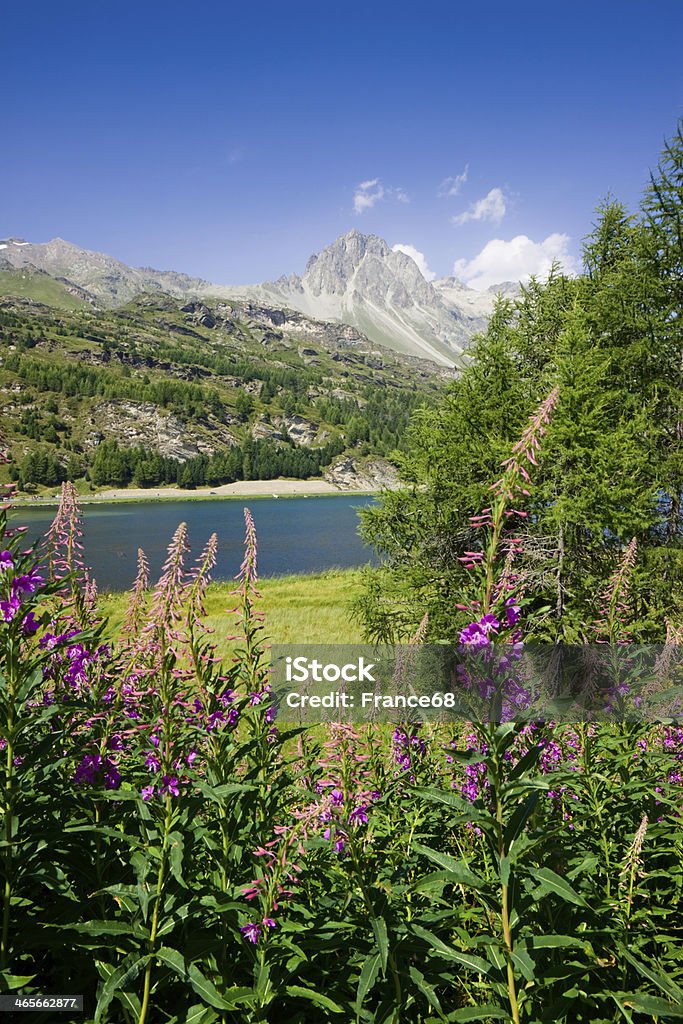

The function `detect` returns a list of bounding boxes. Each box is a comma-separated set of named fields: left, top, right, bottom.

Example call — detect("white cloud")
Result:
left=453, top=187, right=507, bottom=226
left=392, top=243, right=436, bottom=281
left=354, top=178, right=385, bottom=213
left=438, top=165, right=469, bottom=197
left=452, top=233, right=577, bottom=290
left=353, top=179, right=408, bottom=213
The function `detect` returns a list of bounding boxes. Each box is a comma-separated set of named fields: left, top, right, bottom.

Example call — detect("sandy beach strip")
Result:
left=10, top=478, right=378, bottom=505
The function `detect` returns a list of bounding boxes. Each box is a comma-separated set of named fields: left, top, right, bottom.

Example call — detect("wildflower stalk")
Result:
left=1, top=675, right=15, bottom=973
left=137, top=794, right=174, bottom=1024
left=457, top=388, right=559, bottom=1024
left=620, top=814, right=648, bottom=931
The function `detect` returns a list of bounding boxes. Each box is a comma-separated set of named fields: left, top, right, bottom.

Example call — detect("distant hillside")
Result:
left=0, top=262, right=94, bottom=310
left=0, top=291, right=452, bottom=494
left=0, top=233, right=519, bottom=365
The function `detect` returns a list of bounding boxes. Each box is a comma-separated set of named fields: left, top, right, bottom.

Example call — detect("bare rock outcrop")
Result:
left=325, top=456, right=401, bottom=491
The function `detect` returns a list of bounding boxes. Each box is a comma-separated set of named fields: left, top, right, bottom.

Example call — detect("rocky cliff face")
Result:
left=83, top=401, right=235, bottom=459
left=325, top=455, right=401, bottom=491
left=236, top=230, right=477, bottom=366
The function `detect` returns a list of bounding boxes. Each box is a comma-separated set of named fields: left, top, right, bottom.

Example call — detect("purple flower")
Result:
left=0, top=596, right=21, bottom=622
left=0, top=550, right=13, bottom=572
left=240, top=922, right=261, bottom=944
left=505, top=598, right=521, bottom=627
left=141, top=785, right=155, bottom=801
left=349, top=804, right=368, bottom=827
left=21, top=611, right=41, bottom=635
left=74, top=754, right=103, bottom=786
left=103, top=764, right=121, bottom=790
left=13, top=569, right=43, bottom=596
left=160, top=774, right=180, bottom=797
left=145, top=752, right=161, bottom=772
left=263, top=918, right=276, bottom=930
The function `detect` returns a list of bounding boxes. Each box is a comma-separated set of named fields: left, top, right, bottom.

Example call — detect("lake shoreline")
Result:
left=9, top=492, right=379, bottom=590
left=9, top=478, right=380, bottom=507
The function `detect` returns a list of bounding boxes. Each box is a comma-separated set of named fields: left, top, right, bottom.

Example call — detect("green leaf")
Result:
left=412, top=924, right=490, bottom=975
left=618, top=993, right=683, bottom=1018
left=618, top=946, right=683, bottom=1003
left=372, top=916, right=389, bottom=974
left=0, top=974, right=36, bottom=992
left=503, top=791, right=539, bottom=851
left=156, top=946, right=187, bottom=978
left=528, top=866, right=588, bottom=907
left=67, top=920, right=149, bottom=939
left=168, top=830, right=186, bottom=887
left=510, top=947, right=535, bottom=982
left=285, top=985, right=344, bottom=1014
left=188, top=965, right=253, bottom=1011
left=94, top=952, right=150, bottom=1023
left=522, top=934, right=590, bottom=951
left=507, top=743, right=543, bottom=782
left=448, top=1006, right=511, bottom=1022
left=356, top=951, right=381, bottom=1009
left=94, top=961, right=141, bottom=1019
left=415, top=788, right=488, bottom=823
left=414, top=844, right=488, bottom=888
left=408, top=965, right=444, bottom=1017
left=185, top=1005, right=219, bottom=1024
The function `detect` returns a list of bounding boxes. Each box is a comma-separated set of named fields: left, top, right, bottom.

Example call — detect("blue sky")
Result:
left=3, top=1, right=682, bottom=288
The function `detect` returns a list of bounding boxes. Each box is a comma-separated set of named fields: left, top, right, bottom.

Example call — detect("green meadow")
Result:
left=98, top=568, right=365, bottom=650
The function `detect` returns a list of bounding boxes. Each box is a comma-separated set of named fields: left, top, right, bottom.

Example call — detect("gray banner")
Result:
left=270, top=644, right=683, bottom=723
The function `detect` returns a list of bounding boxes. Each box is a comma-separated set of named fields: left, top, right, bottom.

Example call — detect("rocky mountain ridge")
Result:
left=0, top=233, right=519, bottom=367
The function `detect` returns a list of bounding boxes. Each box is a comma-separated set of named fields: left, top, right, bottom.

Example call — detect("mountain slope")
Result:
left=0, top=233, right=517, bottom=366
left=229, top=231, right=487, bottom=365
left=0, top=291, right=452, bottom=494
left=0, top=237, right=216, bottom=307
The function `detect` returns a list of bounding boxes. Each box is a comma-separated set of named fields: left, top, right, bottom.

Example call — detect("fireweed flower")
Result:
left=21, top=611, right=41, bottom=635
left=505, top=598, right=521, bottom=626
left=349, top=804, right=369, bottom=826
left=13, top=568, right=43, bottom=595
left=145, top=752, right=161, bottom=772
left=74, top=754, right=121, bottom=790
left=459, top=615, right=500, bottom=647
left=103, top=763, right=121, bottom=790
left=159, top=775, right=180, bottom=797
left=240, top=922, right=261, bottom=944
left=0, top=595, right=21, bottom=622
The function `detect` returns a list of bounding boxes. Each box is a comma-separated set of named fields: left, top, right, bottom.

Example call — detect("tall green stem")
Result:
left=0, top=661, right=16, bottom=973
left=494, top=770, right=521, bottom=1024
left=137, top=795, right=172, bottom=1024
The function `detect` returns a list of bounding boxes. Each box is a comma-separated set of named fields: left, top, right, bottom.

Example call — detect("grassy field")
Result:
left=0, top=269, right=86, bottom=309
left=98, top=568, right=365, bottom=652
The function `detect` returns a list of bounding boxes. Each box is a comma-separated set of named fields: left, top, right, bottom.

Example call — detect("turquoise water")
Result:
left=10, top=494, right=378, bottom=592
